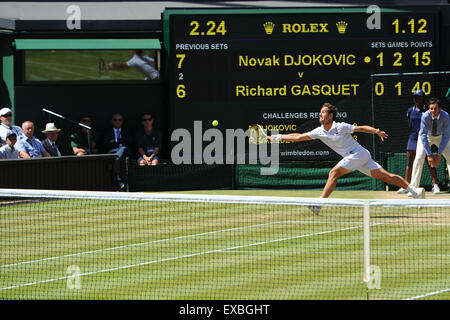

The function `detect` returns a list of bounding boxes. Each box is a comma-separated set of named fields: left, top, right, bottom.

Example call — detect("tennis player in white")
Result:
left=106, top=50, right=159, bottom=80
left=269, top=103, right=425, bottom=199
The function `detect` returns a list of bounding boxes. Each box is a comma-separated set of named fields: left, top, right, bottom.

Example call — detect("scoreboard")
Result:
left=163, top=7, right=439, bottom=161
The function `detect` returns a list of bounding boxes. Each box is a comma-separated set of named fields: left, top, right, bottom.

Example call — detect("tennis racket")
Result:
left=249, top=124, right=268, bottom=144
left=98, top=58, right=107, bottom=74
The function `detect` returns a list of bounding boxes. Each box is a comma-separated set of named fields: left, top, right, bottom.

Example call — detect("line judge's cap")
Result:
left=42, top=123, right=61, bottom=133
left=413, top=89, right=425, bottom=97
left=0, top=107, right=12, bottom=116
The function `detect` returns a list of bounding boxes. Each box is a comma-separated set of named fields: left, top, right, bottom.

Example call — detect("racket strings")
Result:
left=250, top=125, right=268, bottom=144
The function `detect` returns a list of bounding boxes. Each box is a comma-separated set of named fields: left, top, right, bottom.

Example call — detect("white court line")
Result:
left=404, top=288, right=450, bottom=300
left=1, top=220, right=359, bottom=269
left=226, top=250, right=362, bottom=255
left=227, top=250, right=450, bottom=257
left=0, top=224, right=362, bottom=290
left=26, top=62, right=99, bottom=80
left=0, top=221, right=282, bottom=268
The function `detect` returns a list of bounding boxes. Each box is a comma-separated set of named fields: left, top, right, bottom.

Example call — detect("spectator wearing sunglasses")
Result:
left=137, top=113, right=161, bottom=166
left=101, top=113, right=134, bottom=156
left=70, top=115, right=98, bottom=156
left=0, top=107, right=23, bottom=146
left=101, top=113, right=134, bottom=190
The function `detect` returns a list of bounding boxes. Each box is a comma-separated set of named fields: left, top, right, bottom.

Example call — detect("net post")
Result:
left=363, top=200, right=371, bottom=285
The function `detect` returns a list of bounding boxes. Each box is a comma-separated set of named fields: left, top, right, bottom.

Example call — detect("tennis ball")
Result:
left=212, top=120, right=219, bottom=127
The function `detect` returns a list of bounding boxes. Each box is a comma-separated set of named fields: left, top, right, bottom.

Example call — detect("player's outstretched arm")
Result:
left=268, top=132, right=312, bottom=142
left=354, top=125, right=388, bottom=141
left=106, top=62, right=129, bottom=71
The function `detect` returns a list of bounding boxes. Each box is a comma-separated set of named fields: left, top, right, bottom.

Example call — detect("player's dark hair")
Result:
left=428, top=97, right=441, bottom=108
left=322, top=102, right=338, bottom=121
left=135, top=50, right=143, bottom=56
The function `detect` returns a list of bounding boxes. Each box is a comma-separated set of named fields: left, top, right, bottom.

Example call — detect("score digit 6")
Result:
left=177, top=84, right=186, bottom=98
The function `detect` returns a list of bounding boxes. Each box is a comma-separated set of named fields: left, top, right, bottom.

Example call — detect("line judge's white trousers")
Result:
left=410, top=132, right=450, bottom=188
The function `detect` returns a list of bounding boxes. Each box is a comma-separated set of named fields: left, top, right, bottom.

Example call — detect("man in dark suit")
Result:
left=41, top=123, right=62, bottom=157
left=101, top=113, right=134, bottom=190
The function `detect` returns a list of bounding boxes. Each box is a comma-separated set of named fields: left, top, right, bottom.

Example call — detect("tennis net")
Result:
left=0, top=189, right=449, bottom=300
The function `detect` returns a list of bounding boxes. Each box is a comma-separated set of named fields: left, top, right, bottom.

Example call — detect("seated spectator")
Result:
left=0, top=132, right=19, bottom=159
left=71, top=115, right=98, bottom=156
left=101, top=113, right=133, bottom=157
left=137, top=113, right=161, bottom=166
left=41, top=123, right=62, bottom=157
left=15, top=121, right=51, bottom=158
left=0, top=107, right=23, bottom=145
left=102, top=113, right=134, bottom=190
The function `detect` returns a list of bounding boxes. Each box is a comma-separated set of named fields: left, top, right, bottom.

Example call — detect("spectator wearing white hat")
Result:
left=41, top=123, right=62, bottom=157
left=0, top=107, right=23, bottom=146
left=0, top=132, right=20, bottom=159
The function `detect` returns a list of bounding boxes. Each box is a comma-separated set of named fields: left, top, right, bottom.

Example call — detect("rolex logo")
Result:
left=263, top=22, right=275, bottom=35
left=336, top=21, right=348, bottom=34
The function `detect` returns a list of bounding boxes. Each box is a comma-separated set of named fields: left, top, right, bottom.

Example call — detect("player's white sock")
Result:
left=406, top=185, right=418, bottom=197
left=406, top=185, right=425, bottom=199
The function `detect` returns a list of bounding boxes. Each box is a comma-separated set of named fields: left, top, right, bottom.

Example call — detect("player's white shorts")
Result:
left=337, top=147, right=382, bottom=176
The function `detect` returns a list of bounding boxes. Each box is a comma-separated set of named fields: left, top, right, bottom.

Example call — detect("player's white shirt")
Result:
left=127, top=54, right=159, bottom=80
left=307, top=121, right=364, bottom=157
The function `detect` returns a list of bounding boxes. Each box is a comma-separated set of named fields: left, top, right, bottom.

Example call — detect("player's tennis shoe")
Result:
left=433, top=184, right=440, bottom=194
left=397, top=188, right=408, bottom=194
left=308, top=205, right=322, bottom=215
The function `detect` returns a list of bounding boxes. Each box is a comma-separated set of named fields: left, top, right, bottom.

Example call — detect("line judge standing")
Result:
left=410, top=97, right=450, bottom=192
left=397, top=89, right=440, bottom=194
